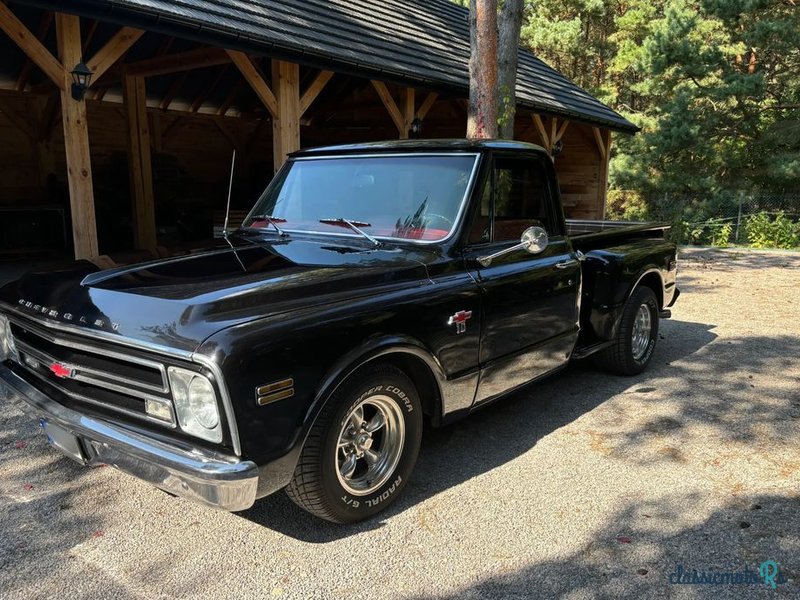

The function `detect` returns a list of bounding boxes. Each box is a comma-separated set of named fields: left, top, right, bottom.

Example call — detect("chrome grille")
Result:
left=8, top=318, right=175, bottom=428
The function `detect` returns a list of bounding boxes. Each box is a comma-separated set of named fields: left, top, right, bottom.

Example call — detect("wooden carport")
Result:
left=0, top=0, right=635, bottom=261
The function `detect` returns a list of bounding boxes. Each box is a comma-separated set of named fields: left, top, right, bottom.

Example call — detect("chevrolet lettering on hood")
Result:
left=16, top=298, right=121, bottom=331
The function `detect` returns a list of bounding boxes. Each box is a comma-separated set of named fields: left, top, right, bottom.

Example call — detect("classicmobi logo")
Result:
left=669, top=561, right=786, bottom=589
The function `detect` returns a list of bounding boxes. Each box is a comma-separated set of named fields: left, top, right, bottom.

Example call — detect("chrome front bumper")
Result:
left=0, top=363, right=258, bottom=511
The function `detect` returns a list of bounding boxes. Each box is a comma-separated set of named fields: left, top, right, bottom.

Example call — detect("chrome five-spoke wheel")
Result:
left=336, top=395, right=405, bottom=496
left=631, top=303, right=652, bottom=361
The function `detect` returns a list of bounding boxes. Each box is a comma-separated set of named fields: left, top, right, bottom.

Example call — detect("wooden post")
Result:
left=601, top=130, right=612, bottom=219
left=402, top=88, right=415, bottom=139
left=56, top=13, right=98, bottom=259
left=271, top=60, right=300, bottom=172
left=593, top=128, right=612, bottom=219
left=123, top=72, right=157, bottom=251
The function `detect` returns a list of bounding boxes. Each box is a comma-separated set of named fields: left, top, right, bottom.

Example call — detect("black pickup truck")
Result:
left=0, top=140, right=678, bottom=523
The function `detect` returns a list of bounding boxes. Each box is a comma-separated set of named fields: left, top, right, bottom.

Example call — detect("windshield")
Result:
left=243, top=154, right=479, bottom=242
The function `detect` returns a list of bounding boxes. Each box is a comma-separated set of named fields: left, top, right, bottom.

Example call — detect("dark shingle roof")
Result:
left=33, top=0, right=637, bottom=132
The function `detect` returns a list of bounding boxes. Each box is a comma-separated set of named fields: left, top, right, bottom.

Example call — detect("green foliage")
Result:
left=454, top=0, right=799, bottom=201
left=667, top=218, right=732, bottom=246
left=606, top=189, right=649, bottom=221
left=745, top=212, right=800, bottom=249
left=453, top=0, right=799, bottom=248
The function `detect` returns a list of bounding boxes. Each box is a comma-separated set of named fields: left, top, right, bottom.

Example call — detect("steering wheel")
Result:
left=425, top=213, right=454, bottom=229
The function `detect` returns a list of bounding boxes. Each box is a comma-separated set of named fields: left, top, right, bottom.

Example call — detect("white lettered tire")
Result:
left=286, top=364, right=423, bottom=523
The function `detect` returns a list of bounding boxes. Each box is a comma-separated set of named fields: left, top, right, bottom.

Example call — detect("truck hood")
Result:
left=0, top=237, right=437, bottom=353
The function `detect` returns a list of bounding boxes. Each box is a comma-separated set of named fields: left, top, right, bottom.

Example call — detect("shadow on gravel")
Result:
left=238, top=319, right=735, bottom=541
left=403, top=492, right=799, bottom=599
left=0, top=404, right=106, bottom=600
left=679, top=248, right=800, bottom=272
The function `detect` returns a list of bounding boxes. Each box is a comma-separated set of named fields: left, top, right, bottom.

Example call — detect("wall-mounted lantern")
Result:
left=409, top=117, right=422, bottom=138
left=70, top=62, right=93, bottom=101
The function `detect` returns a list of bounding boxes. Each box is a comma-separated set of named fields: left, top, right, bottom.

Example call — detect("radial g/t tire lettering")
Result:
left=286, top=364, right=423, bottom=523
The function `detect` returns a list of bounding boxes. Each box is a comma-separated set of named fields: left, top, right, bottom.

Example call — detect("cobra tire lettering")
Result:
left=386, top=386, right=414, bottom=413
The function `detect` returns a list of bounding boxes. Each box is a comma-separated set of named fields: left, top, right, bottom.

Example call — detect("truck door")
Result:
left=462, top=153, right=581, bottom=405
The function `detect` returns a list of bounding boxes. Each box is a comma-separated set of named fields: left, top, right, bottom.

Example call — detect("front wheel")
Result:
left=595, top=286, right=660, bottom=375
left=286, top=364, right=423, bottom=523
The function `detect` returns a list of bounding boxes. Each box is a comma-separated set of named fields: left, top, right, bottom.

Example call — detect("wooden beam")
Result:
left=370, top=80, right=404, bottom=135
left=56, top=12, right=98, bottom=258
left=299, top=70, right=333, bottom=115
left=124, top=72, right=157, bottom=251
left=532, top=114, right=549, bottom=149
left=227, top=50, right=278, bottom=118
left=592, top=126, right=607, bottom=160
left=402, top=87, right=415, bottom=139
left=16, top=12, right=53, bottom=92
left=554, top=119, right=569, bottom=143
left=272, top=59, right=300, bottom=172
left=191, top=65, right=229, bottom=113
left=127, top=46, right=230, bottom=78
left=218, top=79, right=245, bottom=116
left=416, top=92, right=438, bottom=121
left=87, top=26, right=144, bottom=83
left=160, top=72, right=187, bottom=111
left=0, top=2, right=64, bottom=90
left=550, top=118, right=558, bottom=148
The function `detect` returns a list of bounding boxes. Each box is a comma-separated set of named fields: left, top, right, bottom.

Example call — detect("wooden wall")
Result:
left=0, top=94, right=53, bottom=205
left=552, top=123, right=605, bottom=219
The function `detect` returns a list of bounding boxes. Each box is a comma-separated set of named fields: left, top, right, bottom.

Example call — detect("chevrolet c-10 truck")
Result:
left=0, top=140, right=678, bottom=523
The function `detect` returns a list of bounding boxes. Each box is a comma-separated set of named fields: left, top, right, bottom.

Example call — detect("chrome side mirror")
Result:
left=477, top=226, right=549, bottom=267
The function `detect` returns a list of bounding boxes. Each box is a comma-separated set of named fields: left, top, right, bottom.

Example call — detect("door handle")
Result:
left=554, top=260, right=579, bottom=270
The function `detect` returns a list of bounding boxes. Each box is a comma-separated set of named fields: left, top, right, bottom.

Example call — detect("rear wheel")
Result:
left=595, top=286, right=659, bottom=375
left=286, top=364, right=423, bottom=523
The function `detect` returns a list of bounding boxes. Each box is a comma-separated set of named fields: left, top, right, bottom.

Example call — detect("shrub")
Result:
left=746, top=212, right=800, bottom=249
left=606, top=190, right=649, bottom=221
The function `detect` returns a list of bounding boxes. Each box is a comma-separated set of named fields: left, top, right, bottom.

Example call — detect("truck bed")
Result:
left=566, top=219, right=671, bottom=250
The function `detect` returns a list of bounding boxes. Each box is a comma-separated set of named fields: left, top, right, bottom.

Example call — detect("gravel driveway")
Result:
left=1, top=248, right=798, bottom=599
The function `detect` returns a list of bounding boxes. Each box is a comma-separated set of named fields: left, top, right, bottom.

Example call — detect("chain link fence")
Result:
left=608, top=191, right=800, bottom=249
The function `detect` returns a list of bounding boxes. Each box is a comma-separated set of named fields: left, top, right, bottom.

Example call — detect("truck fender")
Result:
left=628, top=268, right=666, bottom=309
left=302, top=334, right=448, bottom=440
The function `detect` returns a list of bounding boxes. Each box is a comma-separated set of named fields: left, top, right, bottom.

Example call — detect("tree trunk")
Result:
left=467, top=0, right=498, bottom=138
left=496, top=0, right=524, bottom=140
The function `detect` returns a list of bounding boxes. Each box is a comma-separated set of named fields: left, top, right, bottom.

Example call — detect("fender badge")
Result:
left=49, top=363, right=75, bottom=379
left=447, top=310, right=473, bottom=334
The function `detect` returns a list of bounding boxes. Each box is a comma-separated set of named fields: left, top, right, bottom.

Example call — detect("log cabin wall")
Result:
left=553, top=124, right=605, bottom=220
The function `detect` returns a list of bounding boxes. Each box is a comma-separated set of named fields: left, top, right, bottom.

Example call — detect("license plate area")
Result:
left=40, top=418, right=87, bottom=464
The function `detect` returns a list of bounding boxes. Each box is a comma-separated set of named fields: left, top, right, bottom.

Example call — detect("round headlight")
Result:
left=188, top=376, right=219, bottom=429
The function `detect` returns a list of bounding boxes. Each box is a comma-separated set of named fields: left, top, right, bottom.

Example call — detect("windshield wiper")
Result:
left=245, top=214, right=288, bottom=238
left=319, top=218, right=381, bottom=247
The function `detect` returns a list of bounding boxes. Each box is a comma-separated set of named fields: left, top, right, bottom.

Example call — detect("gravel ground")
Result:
left=1, top=247, right=798, bottom=599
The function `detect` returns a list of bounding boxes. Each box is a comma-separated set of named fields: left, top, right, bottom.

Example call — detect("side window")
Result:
left=468, top=156, right=557, bottom=244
